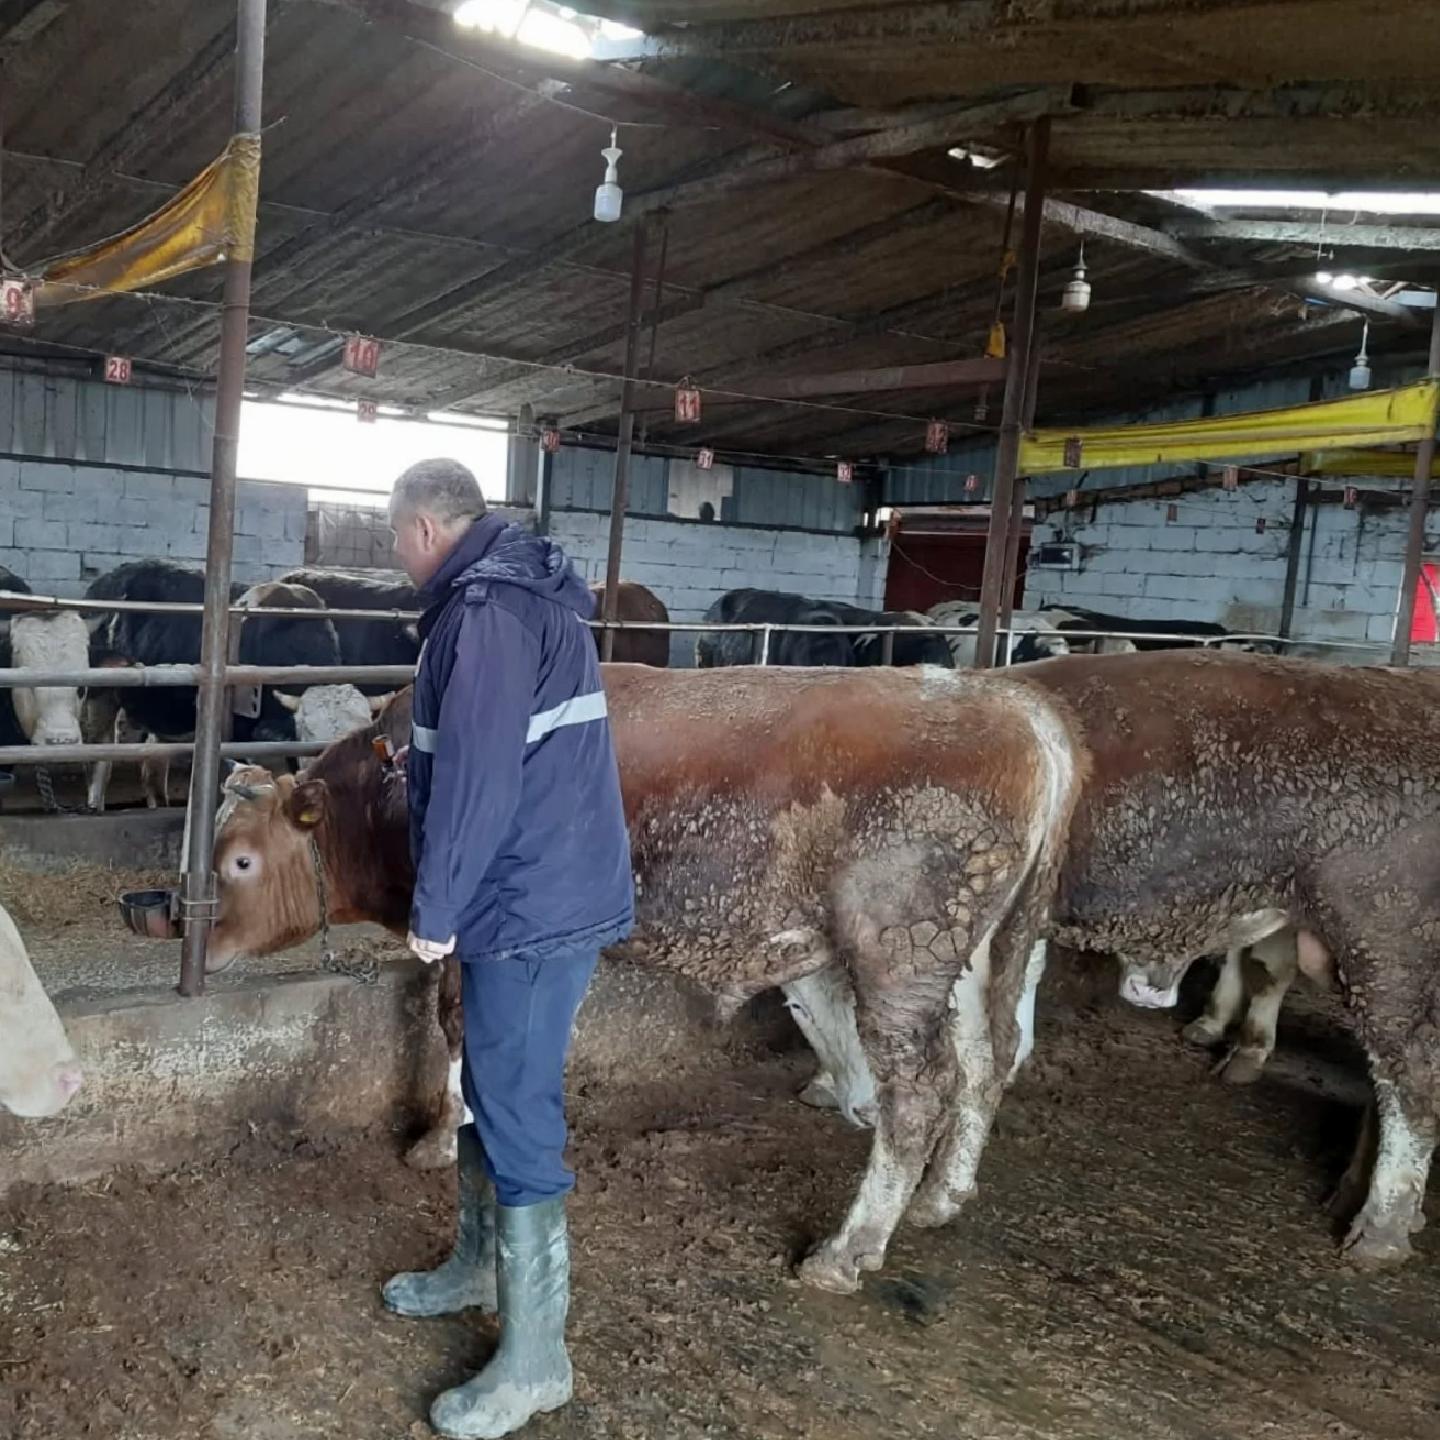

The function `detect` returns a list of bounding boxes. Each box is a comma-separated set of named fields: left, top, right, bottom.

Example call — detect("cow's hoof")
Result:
left=1219, top=1047, right=1267, bottom=1086
left=842, top=1100, right=878, bottom=1131
left=905, top=1188, right=972, bottom=1230
left=798, top=1074, right=840, bottom=1112
left=1181, top=1017, right=1225, bottom=1049
left=1342, top=1217, right=1412, bottom=1270
left=798, top=1248, right=863, bottom=1295
left=405, top=1128, right=459, bottom=1172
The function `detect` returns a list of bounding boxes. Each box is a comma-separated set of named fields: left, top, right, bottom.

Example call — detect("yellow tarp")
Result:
left=1303, top=449, right=1440, bottom=480
left=34, top=133, right=261, bottom=308
left=1019, top=381, right=1440, bottom=475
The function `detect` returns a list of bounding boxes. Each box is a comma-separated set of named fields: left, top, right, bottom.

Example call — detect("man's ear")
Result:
left=286, top=777, right=328, bottom=830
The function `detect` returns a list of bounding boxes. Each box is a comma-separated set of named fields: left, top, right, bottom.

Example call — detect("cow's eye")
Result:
left=235, top=856, right=252, bottom=872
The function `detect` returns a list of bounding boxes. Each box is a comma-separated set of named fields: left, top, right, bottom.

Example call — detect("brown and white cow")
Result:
left=206, top=665, right=1083, bottom=1293
left=0, top=898, right=82, bottom=1118
left=208, top=651, right=1440, bottom=1279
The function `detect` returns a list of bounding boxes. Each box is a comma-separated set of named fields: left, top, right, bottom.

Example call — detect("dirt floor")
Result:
left=4, top=961, right=1439, bottom=1440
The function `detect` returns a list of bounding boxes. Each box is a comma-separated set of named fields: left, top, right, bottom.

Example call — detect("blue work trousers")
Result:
left=459, top=947, right=598, bottom=1207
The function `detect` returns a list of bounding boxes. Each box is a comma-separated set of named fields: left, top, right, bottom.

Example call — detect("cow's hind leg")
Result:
left=1342, top=1074, right=1434, bottom=1266
left=908, top=934, right=1049, bottom=1229
left=783, top=966, right=877, bottom=1129
left=1220, top=929, right=1298, bottom=1086
left=406, top=956, right=469, bottom=1171
left=1182, top=947, right=1244, bottom=1049
left=798, top=969, right=956, bottom=1294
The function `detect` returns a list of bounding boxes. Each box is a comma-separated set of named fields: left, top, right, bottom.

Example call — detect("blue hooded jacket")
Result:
left=407, top=514, right=634, bottom=961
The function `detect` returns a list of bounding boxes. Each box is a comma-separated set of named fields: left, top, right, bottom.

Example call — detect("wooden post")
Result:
left=1391, top=297, right=1440, bottom=666
left=177, top=0, right=266, bottom=998
left=973, top=118, right=1049, bottom=668
left=601, top=221, right=650, bottom=662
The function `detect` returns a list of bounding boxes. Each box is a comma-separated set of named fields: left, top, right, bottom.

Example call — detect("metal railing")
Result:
left=0, top=584, right=1410, bottom=772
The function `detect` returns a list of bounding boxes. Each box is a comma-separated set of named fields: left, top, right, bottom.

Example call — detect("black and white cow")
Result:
left=927, top=602, right=1078, bottom=667
left=84, top=561, right=346, bottom=810
left=696, top=588, right=952, bottom=669
left=278, top=567, right=420, bottom=694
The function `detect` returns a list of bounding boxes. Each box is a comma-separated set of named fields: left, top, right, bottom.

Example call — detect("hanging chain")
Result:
left=310, top=835, right=378, bottom=985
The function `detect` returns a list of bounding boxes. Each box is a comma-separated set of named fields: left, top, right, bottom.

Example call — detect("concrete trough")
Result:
left=0, top=949, right=785, bottom=1197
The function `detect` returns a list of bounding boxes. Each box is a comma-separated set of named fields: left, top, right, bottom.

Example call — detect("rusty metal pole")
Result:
left=973, top=118, right=1049, bottom=669
left=601, top=220, right=650, bottom=662
left=1391, top=297, right=1440, bottom=666
left=999, top=339, right=1044, bottom=639
left=178, top=0, right=267, bottom=998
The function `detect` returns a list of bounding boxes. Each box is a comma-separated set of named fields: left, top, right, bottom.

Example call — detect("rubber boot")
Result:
left=383, top=1126, right=497, bottom=1317
left=429, top=1197, right=573, bottom=1440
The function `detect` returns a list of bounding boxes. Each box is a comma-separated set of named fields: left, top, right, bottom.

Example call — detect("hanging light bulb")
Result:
left=1061, top=243, right=1091, bottom=313
left=594, top=127, right=623, bottom=223
left=1349, top=320, right=1372, bottom=390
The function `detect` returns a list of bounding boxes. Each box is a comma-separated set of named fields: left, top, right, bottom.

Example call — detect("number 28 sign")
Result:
left=104, top=355, right=133, bottom=385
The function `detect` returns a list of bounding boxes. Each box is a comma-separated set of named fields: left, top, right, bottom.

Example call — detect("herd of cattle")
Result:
left=2, top=562, right=1432, bottom=1302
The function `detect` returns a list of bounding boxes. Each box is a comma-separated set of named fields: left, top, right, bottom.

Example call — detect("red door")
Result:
left=1412, top=562, right=1440, bottom=644
left=884, top=525, right=1029, bottom=613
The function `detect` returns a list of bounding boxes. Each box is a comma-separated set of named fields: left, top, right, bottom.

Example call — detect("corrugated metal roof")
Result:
left=0, top=0, right=1434, bottom=464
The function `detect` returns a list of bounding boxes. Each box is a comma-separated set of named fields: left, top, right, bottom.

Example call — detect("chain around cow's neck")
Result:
left=309, top=835, right=332, bottom=963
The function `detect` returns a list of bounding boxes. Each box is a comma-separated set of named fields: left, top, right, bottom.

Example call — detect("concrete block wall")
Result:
left=0, top=458, right=306, bottom=595
left=1026, top=482, right=1433, bottom=648
left=547, top=510, right=889, bottom=666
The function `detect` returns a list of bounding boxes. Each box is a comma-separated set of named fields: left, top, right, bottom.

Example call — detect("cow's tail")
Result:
left=986, top=688, right=1086, bottom=1083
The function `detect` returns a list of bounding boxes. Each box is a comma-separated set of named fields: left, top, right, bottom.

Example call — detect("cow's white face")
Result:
left=276, top=684, right=377, bottom=742
left=0, top=902, right=82, bottom=1117
left=10, top=610, right=89, bottom=746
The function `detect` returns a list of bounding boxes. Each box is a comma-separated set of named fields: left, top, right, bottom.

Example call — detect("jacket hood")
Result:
left=421, top=514, right=594, bottom=618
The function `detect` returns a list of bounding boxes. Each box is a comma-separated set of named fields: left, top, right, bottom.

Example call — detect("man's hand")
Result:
left=408, top=931, right=457, bottom=964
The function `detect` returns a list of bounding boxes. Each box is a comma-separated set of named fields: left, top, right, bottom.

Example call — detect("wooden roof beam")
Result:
left=1162, top=218, right=1440, bottom=251
left=590, top=0, right=1261, bottom=59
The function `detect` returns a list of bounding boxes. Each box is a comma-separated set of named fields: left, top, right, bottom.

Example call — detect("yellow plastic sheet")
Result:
left=1019, top=381, right=1440, bottom=475
left=34, top=133, right=261, bottom=308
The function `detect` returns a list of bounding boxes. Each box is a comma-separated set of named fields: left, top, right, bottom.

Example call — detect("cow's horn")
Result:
left=276, top=691, right=301, bottom=712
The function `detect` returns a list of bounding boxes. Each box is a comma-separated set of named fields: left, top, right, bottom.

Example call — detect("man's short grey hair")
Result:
left=391, top=458, right=487, bottom=527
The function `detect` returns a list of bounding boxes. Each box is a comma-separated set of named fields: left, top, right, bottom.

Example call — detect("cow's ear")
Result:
left=286, top=778, right=328, bottom=831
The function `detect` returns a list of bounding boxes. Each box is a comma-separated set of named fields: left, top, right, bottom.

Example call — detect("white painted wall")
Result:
left=1024, top=482, right=1433, bottom=651
left=548, top=510, right=890, bottom=666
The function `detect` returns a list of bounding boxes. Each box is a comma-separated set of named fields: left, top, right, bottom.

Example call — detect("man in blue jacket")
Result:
left=380, top=458, right=633, bottom=1440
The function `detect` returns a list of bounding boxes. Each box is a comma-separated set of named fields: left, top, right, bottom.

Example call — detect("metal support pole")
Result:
left=974, top=118, right=1049, bottom=669
left=999, top=338, right=1044, bottom=635
left=601, top=221, right=651, bottom=662
left=880, top=630, right=895, bottom=666
left=1278, top=476, right=1310, bottom=641
left=1392, top=297, right=1440, bottom=666
left=178, top=0, right=267, bottom=999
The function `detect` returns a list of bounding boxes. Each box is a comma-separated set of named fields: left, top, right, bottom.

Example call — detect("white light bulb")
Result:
left=594, top=128, right=623, bottom=223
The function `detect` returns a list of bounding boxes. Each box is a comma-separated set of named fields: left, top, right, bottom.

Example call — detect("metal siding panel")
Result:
left=105, top=386, right=144, bottom=466
left=143, top=389, right=172, bottom=469
left=51, top=377, right=79, bottom=460
left=173, top=390, right=205, bottom=471
left=18, top=373, right=47, bottom=456
left=80, top=381, right=107, bottom=462
left=0, top=370, right=18, bottom=453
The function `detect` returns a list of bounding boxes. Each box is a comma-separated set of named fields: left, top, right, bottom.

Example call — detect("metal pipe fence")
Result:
left=0, top=586, right=1409, bottom=773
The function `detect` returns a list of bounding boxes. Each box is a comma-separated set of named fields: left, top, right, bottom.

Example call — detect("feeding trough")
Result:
left=119, top=888, right=181, bottom=940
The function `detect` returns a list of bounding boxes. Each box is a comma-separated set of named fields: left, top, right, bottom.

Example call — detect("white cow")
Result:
left=9, top=609, right=89, bottom=746
left=274, top=684, right=383, bottom=742
left=0, top=898, right=82, bottom=1117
